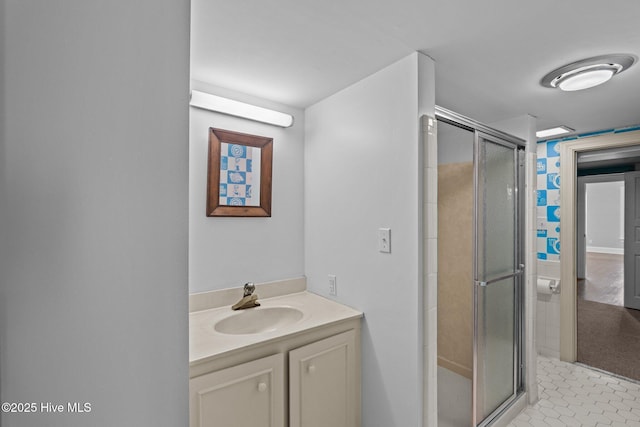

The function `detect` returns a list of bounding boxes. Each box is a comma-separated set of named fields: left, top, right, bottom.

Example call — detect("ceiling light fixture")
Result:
left=190, top=90, right=294, bottom=128
left=536, top=126, right=574, bottom=139
left=541, top=54, right=636, bottom=92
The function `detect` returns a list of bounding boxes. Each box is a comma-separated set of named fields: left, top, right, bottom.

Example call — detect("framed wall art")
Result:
left=206, top=128, right=273, bottom=217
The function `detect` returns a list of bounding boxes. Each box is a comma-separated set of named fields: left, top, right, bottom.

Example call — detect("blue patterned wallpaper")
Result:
left=536, top=141, right=561, bottom=260
left=536, top=124, right=640, bottom=261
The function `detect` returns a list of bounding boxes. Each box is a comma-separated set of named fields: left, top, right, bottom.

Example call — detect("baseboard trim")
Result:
left=587, top=247, right=623, bottom=255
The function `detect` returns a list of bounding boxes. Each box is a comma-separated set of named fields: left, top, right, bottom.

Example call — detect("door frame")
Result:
left=559, top=130, right=640, bottom=361
left=624, top=171, right=640, bottom=310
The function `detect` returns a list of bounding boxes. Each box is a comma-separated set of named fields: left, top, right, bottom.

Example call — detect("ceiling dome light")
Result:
left=556, top=67, right=616, bottom=91
left=541, top=54, right=636, bottom=91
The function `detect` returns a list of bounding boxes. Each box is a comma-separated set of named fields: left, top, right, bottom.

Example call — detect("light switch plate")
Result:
left=379, top=228, right=391, bottom=253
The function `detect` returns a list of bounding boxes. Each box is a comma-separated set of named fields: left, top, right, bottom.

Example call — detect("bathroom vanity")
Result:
left=189, top=284, right=362, bottom=427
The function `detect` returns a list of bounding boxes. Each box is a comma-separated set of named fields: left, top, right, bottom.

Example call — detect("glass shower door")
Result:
left=473, top=132, right=523, bottom=427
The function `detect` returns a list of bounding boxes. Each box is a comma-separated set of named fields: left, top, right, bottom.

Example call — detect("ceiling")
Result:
left=191, top=0, right=640, bottom=136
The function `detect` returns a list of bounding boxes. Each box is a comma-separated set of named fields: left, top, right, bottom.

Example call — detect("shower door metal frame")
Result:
left=473, top=131, right=525, bottom=427
left=435, top=106, right=525, bottom=427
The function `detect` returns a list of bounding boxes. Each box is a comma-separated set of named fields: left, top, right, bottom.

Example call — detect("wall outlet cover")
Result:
left=328, top=274, right=337, bottom=296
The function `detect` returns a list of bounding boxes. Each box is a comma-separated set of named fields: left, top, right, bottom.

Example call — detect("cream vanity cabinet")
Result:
left=190, top=325, right=360, bottom=427
left=289, top=330, right=358, bottom=427
left=189, top=353, right=285, bottom=427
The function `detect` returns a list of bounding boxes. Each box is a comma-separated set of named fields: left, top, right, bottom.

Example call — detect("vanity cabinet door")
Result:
left=189, top=353, right=284, bottom=427
left=289, top=330, right=359, bottom=427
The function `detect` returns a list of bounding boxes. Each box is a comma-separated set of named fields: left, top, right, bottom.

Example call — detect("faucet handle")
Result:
left=243, top=282, right=255, bottom=297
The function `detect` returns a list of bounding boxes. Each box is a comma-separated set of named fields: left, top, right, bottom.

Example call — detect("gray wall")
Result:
left=1, top=1, right=190, bottom=426
left=586, top=180, right=625, bottom=252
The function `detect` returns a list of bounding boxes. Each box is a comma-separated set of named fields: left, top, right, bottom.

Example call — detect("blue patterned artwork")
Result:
left=219, top=143, right=261, bottom=207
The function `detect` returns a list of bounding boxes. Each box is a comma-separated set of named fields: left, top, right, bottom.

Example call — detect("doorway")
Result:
left=558, top=131, right=640, bottom=373
left=577, top=175, right=625, bottom=306
left=575, top=172, right=640, bottom=379
left=435, top=107, right=525, bottom=427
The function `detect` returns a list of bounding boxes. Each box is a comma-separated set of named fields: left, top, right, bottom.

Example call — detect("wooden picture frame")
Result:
left=206, top=128, right=273, bottom=217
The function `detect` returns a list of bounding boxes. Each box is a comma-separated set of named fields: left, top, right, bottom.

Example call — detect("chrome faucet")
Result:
left=231, top=282, right=260, bottom=310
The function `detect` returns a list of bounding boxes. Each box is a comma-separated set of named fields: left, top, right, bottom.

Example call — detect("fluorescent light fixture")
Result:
left=190, top=90, right=294, bottom=128
left=536, top=126, right=574, bottom=139
left=541, top=54, right=636, bottom=92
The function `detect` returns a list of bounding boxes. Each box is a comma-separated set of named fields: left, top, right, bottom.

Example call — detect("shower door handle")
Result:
left=475, top=267, right=524, bottom=287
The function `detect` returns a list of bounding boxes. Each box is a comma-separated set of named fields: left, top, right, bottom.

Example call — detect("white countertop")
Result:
left=189, top=291, right=362, bottom=366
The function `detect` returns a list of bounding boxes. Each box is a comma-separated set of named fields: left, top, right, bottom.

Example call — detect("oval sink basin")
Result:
left=214, top=307, right=304, bottom=335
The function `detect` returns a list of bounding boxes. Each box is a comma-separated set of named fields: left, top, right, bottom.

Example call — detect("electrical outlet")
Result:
left=328, top=274, right=337, bottom=296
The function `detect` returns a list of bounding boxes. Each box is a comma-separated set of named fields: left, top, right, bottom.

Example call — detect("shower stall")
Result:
left=435, top=107, right=526, bottom=427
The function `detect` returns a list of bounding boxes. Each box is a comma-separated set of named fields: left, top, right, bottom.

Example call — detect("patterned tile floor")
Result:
left=508, top=356, right=640, bottom=427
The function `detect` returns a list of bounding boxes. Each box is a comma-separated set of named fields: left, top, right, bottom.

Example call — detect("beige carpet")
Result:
left=577, top=298, right=640, bottom=381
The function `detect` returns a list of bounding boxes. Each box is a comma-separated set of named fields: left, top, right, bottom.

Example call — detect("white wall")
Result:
left=536, top=261, right=561, bottom=358
left=1, top=1, right=190, bottom=426
left=305, top=52, right=435, bottom=427
left=586, top=181, right=624, bottom=253
left=189, top=82, right=305, bottom=293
